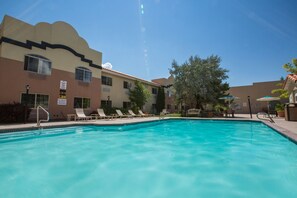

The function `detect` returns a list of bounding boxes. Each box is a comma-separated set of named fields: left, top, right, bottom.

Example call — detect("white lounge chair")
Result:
left=75, top=108, right=92, bottom=120
left=187, top=108, right=201, bottom=116
left=116, top=109, right=132, bottom=118
left=138, top=110, right=152, bottom=117
left=160, top=109, right=169, bottom=115
left=97, top=109, right=113, bottom=120
left=128, top=110, right=142, bottom=117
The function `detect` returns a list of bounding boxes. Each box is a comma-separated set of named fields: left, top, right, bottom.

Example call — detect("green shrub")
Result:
left=275, top=103, right=285, bottom=111
left=0, top=102, right=31, bottom=123
left=101, top=106, right=128, bottom=115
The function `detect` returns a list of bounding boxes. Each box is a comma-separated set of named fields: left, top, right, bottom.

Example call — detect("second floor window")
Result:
left=24, top=54, right=52, bottom=75
left=123, top=81, right=132, bottom=89
left=75, top=67, right=92, bottom=83
left=102, top=76, right=112, bottom=86
left=123, top=81, right=129, bottom=89
left=152, top=87, right=158, bottom=95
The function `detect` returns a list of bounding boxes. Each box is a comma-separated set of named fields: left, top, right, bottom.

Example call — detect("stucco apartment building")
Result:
left=0, top=15, right=158, bottom=120
left=152, top=76, right=176, bottom=113
left=228, top=80, right=287, bottom=114
left=153, top=77, right=287, bottom=114
left=101, top=68, right=159, bottom=113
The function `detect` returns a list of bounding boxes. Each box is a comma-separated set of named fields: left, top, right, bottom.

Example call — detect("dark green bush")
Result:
left=0, top=102, right=31, bottom=123
left=101, top=106, right=128, bottom=115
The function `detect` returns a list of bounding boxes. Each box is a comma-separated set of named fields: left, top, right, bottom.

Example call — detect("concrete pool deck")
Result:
left=0, top=114, right=296, bottom=141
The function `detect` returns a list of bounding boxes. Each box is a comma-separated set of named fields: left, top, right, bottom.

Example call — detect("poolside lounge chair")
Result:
left=97, top=109, right=114, bottom=120
left=138, top=110, right=152, bottom=117
left=160, top=109, right=169, bottom=116
left=224, top=109, right=235, bottom=118
left=187, top=108, right=201, bottom=116
left=75, top=108, right=92, bottom=120
left=128, top=110, right=142, bottom=117
left=116, top=109, right=133, bottom=118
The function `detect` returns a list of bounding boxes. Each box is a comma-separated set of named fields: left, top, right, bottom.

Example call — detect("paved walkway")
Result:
left=235, top=114, right=297, bottom=135
left=0, top=114, right=296, bottom=135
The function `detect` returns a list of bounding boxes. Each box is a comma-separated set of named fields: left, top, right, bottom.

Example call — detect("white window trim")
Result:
left=20, top=93, right=50, bottom=109
left=25, top=55, right=52, bottom=75
left=75, top=67, right=92, bottom=83
left=74, top=97, right=91, bottom=109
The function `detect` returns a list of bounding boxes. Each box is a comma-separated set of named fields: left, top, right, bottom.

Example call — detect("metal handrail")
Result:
left=37, top=105, right=49, bottom=127
left=256, top=112, right=275, bottom=123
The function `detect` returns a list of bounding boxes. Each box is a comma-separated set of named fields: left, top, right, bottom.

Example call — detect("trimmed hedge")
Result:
left=0, top=103, right=31, bottom=123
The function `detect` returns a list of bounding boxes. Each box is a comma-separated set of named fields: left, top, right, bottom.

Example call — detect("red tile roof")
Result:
left=283, top=74, right=297, bottom=90
left=288, top=74, right=297, bottom=82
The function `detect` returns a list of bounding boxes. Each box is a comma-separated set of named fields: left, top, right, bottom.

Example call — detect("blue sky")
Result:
left=1, top=0, right=297, bottom=86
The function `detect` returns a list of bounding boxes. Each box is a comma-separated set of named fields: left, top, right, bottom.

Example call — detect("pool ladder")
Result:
left=256, top=112, right=275, bottom=123
left=37, top=105, right=50, bottom=128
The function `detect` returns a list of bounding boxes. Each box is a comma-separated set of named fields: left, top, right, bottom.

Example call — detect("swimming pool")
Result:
left=0, top=120, right=297, bottom=197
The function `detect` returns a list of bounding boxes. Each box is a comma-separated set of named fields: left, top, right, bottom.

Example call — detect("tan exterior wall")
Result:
left=152, top=76, right=177, bottom=113
left=0, top=57, right=101, bottom=120
left=1, top=43, right=101, bottom=78
left=0, top=15, right=102, bottom=121
left=101, top=72, right=133, bottom=107
left=0, top=15, right=164, bottom=121
left=101, top=70, right=158, bottom=113
left=1, top=15, right=102, bottom=66
left=228, top=81, right=288, bottom=113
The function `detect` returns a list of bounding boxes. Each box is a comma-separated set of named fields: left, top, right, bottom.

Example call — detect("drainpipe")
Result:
left=248, top=96, right=252, bottom=119
left=24, top=85, right=30, bottom=123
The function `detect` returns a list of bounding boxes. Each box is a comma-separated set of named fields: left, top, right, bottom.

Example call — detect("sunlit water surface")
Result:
left=1, top=120, right=297, bottom=198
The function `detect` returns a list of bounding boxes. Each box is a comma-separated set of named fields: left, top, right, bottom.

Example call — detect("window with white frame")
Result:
left=24, top=54, right=52, bottom=75
left=21, top=93, right=49, bottom=108
left=102, top=76, right=112, bottom=86
left=75, top=67, right=92, bottom=83
left=152, top=87, right=158, bottom=95
left=123, top=81, right=131, bottom=89
left=74, top=97, right=91, bottom=108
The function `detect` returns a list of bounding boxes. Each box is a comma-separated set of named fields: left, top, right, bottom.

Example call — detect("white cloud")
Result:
left=102, top=62, right=113, bottom=69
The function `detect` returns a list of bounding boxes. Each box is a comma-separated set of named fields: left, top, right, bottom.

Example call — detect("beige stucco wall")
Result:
left=101, top=72, right=132, bottom=107
left=0, top=15, right=103, bottom=120
left=101, top=70, right=158, bottom=113
left=152, top=75, right=177, bottom=112
left=0, top=57, right=101, bottom=120
left=1, top=42, right=101, bottom=78
left=1, top=15, right=102, bottom=66
left=228, top=81, right=288, bottom=113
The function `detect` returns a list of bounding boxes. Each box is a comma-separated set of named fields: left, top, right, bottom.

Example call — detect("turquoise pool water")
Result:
left=0, top=120, right=297, bottom=197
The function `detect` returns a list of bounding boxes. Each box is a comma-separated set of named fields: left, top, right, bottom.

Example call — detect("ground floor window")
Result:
left=74, top=97, right=90, bottom=108
left=167, top=104, right=171, bottom=110
left=152, top=104, right=157, bottom=114
left=21, top=93, right=49, bottom=108
left=123, top=101, right=131, bottom=109
left=101, top=100, right=112, bottom=108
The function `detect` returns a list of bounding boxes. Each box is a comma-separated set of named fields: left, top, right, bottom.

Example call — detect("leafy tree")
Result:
left=271, top=80, right=288, bottom=99
left=129, top=81, right=151, bottom=110
left=169, top=55, right=229, bottom=109
left=156, top=87, right=165, bottom=113
left=283, top=58, right=297, bottom=74
left=271, top=57, right=297, bottom=99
